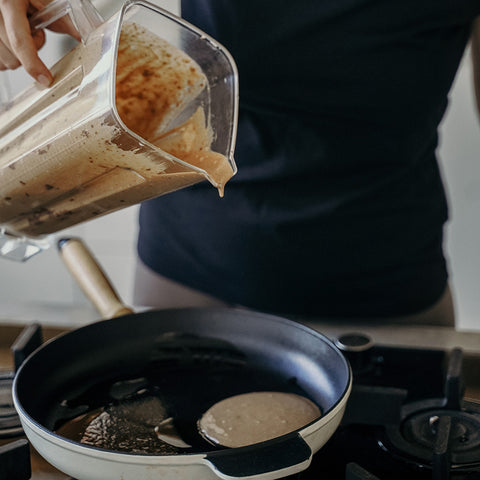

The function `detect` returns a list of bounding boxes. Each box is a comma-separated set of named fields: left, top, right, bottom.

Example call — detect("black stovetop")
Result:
left=294, top=338, right=480, bottom=480
left=1, top=325, right=480, bottom=480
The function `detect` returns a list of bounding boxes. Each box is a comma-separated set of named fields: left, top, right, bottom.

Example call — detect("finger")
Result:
left=0, top=18, right=20, bottom=69
left=32, top=27, right=46, bottom=51
left=0, top=39, right=20, bottom=69
left=48, top=16, right=82, bottom=42
left=1, top=1, right=52, bottom=86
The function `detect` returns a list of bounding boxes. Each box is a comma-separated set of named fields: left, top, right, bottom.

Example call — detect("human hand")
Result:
left=0, top=0, right=80, bottom=87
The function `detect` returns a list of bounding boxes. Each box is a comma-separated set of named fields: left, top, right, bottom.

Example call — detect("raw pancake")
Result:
left=198, top=391, right=321, bottom=448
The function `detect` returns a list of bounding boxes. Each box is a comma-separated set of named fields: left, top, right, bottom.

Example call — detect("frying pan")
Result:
left=13, top=237, right=351, bottom=480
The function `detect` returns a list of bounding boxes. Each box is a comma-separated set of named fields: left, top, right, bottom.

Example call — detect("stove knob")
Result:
left=335, top=333, right=374, bottom=373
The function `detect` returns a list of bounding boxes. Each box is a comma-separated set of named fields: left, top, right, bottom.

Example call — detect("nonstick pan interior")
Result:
left=14, top=307, right=350, bottom=455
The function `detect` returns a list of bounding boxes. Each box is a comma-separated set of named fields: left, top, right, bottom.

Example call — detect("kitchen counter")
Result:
left=1, top=303, right=479, bottom=351
left=1, top=317, right=479, bottom=353
left=301, top=319, right=480, bottom=354
left=0, top=302, right=99, bottom=328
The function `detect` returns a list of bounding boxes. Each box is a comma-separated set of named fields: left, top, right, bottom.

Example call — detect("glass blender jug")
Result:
left=0, top=0, right=238, bottom=261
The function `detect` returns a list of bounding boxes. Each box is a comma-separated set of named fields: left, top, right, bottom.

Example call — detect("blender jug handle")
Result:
left=29, top=0, right=104, bottom=44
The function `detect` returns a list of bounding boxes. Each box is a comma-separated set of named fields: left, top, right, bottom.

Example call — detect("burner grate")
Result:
left=0, top=373, right=22, bottom=438
left=403, top=408, right=480, bottom=459
left=0, top=439, right=30, bottom=480
left=380, top=348, right=480, bottom=479
left=305, top=342, right=480, bottom=480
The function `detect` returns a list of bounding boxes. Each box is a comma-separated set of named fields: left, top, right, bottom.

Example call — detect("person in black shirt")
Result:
left=2, top=1, right=480, bottom=325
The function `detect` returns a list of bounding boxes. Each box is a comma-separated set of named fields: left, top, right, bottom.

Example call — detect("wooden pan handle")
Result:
left=57, top=237, right=134, bottom=319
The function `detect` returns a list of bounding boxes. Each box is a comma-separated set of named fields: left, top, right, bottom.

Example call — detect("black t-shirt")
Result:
left=137, top=0, right=480, bottom=317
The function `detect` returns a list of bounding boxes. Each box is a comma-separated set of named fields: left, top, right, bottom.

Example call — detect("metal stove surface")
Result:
left=0, top=320, right=479, bottom=480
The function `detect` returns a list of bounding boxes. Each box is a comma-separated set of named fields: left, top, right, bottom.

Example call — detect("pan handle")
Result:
left=57, top=237, right=133, bottom=319
left=204, top=434, right=312, bottom=479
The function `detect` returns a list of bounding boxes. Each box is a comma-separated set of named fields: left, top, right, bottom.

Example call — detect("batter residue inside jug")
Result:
left=0, top=20, right=235, bottom=237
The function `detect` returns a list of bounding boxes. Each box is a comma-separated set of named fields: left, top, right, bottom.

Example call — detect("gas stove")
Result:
left=1, top=320, right=479, bottom=480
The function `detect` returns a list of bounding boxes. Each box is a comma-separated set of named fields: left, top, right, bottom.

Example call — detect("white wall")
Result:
left=438, top=47, right=480, bottom=332
left=0, top=3, right=479, bottom=331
